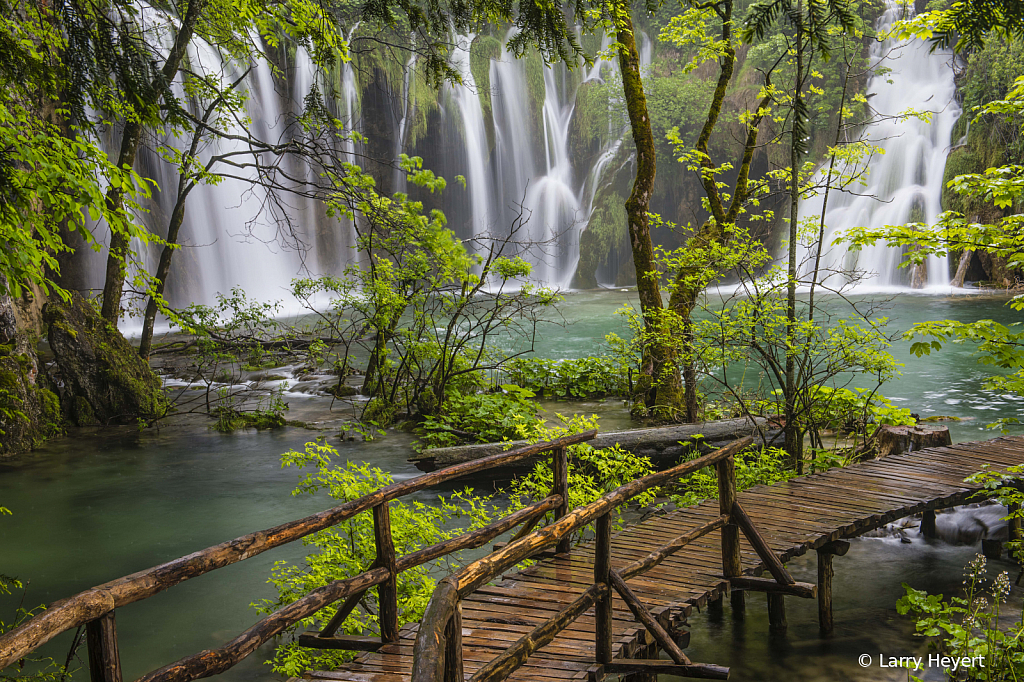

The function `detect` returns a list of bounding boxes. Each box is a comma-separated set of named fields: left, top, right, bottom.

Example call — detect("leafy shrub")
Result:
left=501, top=356, right=630, bottom=399
left=252, top=441, right=497, bottom=676
left=506, top=414, right=659, bottom=538
left=669, top=446, right=795, bottom=508
left=898, top=554, right=1024, bottom=680
left=211, top=386, right=288, bottom=432
left=415, top=385, right=538, bottom=449
left=804, top=386, right=915, bottom=437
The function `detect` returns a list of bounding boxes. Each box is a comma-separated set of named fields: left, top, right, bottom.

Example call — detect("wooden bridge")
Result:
left=2, top=433, right=1023, bottom=682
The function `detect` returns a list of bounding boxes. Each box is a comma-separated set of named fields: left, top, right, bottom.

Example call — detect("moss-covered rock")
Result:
left=575, top=144, right=638, bottom=288
left=470, top=35, right=502, bottom=149
left=0, top=345, right=63, bottom=456
left=44, top=293, right=167, bottom=425
left=567, top=79, right=610, bottom=180
left=0, top=279, right=63, bottom=456
left=524, top=49, right=546, bottom=153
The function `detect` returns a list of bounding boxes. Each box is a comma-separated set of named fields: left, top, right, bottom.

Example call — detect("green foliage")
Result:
left=670, top=446, right=795, bottom=507
left=292, top=155, right=558, bottom=428
left=506, top=414, right=659, bottom=538
left=211, top=386, right=289, bottom=432
left=415, top=386, right=539, bottom=449
left=894, top=0, right=1024, bottom=53
left=470, top=35, right=502, bottom=124
left=501, top=356, right=631, bottom=399
left=253, top=441, right=498, bottom=676
left=801, top=386, right=915, bottom=436
left=898, top=555, right=1024, bottom=680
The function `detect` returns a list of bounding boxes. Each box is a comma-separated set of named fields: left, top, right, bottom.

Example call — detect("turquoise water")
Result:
left=1, top=289, right=1022, bottom=680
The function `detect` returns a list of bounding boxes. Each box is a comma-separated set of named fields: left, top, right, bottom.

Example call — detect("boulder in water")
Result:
left=44, top=292, right=166, bottom=425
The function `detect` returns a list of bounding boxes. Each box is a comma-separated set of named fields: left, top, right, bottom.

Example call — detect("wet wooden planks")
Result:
left=300, top=436, right=1024, bottom=682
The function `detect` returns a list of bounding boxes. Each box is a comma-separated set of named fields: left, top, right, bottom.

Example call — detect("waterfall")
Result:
left=105, top=24, right=648, bottom=332
left=446, top=35, right=496, bottom=247
left=798, top=0, right=960, bottom=291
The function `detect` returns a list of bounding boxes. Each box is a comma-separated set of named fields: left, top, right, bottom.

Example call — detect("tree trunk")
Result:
left=100, top=122, right=144, bottom=323
left=139, top=197, right=185, bottom=358
left=99, top=0, right=208, bottom=324
left=785, top=21, right=805, bottom=471
left=615, top=10, right=682, bottom=420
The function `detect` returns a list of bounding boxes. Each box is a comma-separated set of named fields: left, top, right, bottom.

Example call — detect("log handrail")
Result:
left=411, top=436, right=754, bottom=682
left=0, top=431, right=596, bottom=673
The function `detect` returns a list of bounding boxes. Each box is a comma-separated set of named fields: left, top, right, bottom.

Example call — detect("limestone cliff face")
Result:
left=0, top=279, right=62, bottom=457
left=44, top=292, right=167, bottom=426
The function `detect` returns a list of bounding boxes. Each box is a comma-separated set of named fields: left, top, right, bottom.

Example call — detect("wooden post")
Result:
left=817, top=549, right=834, bottom=635
left=552, top=446, right=571, bottom=554
left=443, top=601, right=463, bottom=682
left=921, top=510, right=937, bottom=539
left=816, top=541, right=849, bottom=635
left=731, top=590, right=745, bottom=615
left=1009, top=502, right=1021, bottom=559
left=373, top=502, right=399, bottom=643
left=86, top=611, right=122, bottom=682
left=595, top=512, right=613, bottom=665
left=716, top=455, right=740, bottom=580
left=767, top=594, right=787, bottom=633
left=708, top=594, right=723, bottom=620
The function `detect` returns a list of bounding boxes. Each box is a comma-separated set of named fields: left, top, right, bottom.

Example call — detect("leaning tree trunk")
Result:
left=615, top=10, right=682, bottom=420
left=784, top=20, right=805, bottom=471
left=99, top=0, right=208, bottom=324
left=138, top=189, right=188, bottom=358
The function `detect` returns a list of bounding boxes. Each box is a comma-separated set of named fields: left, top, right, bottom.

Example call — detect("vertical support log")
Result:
left=86, top=611, right=122, bottom=682
left=442, top=601, right=463, bottom=682
left=817, top=548, right=834, bottom=635
left=373, top=502, right=399, bottom=643
left=921, top=510, right=937, bottom=539
left=708, top=594, right=723, bottom=620
left=767, top=594, right=787, bottom=633
left=1009, top=502, right=1021, bottom=559
left=553, top=446, right=571, bottom=555
left=717, top=455, right=740, bottom=579
left=731, top=590, right=745, bottom=615
left=595, top=512, right=613, bottom=665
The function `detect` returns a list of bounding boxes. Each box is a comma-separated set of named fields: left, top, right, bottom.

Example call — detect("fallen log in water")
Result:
left=409, top=417, right=768, bottom=471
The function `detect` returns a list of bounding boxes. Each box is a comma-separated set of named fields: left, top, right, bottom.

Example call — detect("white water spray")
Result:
left=798, top=0, right=960, bottom=291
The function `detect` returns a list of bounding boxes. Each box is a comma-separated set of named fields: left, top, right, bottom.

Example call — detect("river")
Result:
left=2, top=289, right=1022, bottom=680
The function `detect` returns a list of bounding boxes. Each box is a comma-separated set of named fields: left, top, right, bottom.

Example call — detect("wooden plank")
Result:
left=309, top=437, right=1024, bottom=682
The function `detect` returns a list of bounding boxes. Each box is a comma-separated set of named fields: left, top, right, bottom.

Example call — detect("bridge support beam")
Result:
left=921, top=510, right=937, bottom=539
left=1009, top=502, right=1022, bottom=556
left=817, top=541, right=850, bottom=635
left=731, top=590, right=745, bottom=615
left=767, top=594, right=786, bottom=633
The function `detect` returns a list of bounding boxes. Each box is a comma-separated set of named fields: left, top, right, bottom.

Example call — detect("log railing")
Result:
left=0, top=430, right=597, bottom=682
left=411, top=434, right=817, bottom=682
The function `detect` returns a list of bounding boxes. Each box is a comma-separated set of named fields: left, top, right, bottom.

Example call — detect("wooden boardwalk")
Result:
left=307, top=436, right=1024, bottom=682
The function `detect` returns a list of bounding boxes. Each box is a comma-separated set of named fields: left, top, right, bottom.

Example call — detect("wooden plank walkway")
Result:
left=302, top=436, right=1024, bottom=682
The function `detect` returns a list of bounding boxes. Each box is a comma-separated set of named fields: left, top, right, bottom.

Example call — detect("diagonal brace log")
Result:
left=731, top=501, right=794, bottom=585
left=608, top=570, right=690, bottom=665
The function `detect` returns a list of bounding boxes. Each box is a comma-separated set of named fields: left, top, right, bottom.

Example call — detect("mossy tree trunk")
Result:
left=615, top=8, right=683, bottom=420
left=784, top=13, right=805, bottom=470
left=667, top=0, right=771, bottom=422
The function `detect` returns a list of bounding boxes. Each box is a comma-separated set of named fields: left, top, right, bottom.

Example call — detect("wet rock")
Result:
left=44, top=292, right=167, bottom=425
left=0, top=280, right=62, bottom=455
